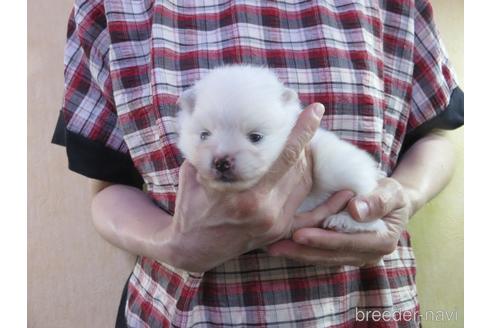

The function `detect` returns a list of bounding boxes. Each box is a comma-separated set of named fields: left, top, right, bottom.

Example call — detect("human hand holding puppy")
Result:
left=267, top=177, right=412, bottom=267
left=167, top=103, right=353, bottom=272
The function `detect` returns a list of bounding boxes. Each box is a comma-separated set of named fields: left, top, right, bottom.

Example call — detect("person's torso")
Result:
left=102, top=1, right=419, bottom=326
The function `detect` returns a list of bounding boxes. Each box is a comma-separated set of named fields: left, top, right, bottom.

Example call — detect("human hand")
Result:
left=267, top=177, right=414, bottom=267
left=160, top=103, right=327, bottom=272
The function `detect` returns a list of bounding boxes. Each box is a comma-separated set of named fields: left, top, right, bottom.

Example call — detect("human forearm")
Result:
left=391, top=130, right=456, bottom=216
left=91, top=183, right=175, bottom=262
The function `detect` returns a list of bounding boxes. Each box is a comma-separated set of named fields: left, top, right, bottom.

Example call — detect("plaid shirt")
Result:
left=55, top=0, right=461, bottom=327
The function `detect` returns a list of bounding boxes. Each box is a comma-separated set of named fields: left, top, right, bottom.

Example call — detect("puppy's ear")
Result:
left=281, top=87, right=299, bottom=104
left=177, top=88, right=196, bottom=113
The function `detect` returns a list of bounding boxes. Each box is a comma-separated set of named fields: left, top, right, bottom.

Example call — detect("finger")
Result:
left=292, top=190, right=355, bottom=230
left=346, top=178, right=406, bottom=221
left=255, top=103, right=325, bottom=192
left=292, top=228, right=398, bottom=255
left=274, top=148, right=313, bottom=214
left=178, top=160, right=199, bottom=191
left=267, top=240, right=372, bottom=267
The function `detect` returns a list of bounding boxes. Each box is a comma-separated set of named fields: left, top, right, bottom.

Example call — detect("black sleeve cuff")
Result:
left=51, top=110, right=67, bottom=146
left=401, top=86, right=464, bottom=155
left=51, top=112, right=144, bottom=189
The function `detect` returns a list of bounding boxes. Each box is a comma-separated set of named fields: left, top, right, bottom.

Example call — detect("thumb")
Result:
left=346, top=178, right=405, bottom=221
left=255, top=103, right=324, bottom=192
left=177, top=160, right=200, bottom=193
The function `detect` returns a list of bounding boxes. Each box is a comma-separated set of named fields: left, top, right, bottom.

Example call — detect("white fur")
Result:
left=177, top=65, right=386, bottom=233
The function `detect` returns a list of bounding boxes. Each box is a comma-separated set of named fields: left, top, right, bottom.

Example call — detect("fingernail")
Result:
left=313, top=103, right=325, bottom=119
left=355, top=201, right=369, bottom=219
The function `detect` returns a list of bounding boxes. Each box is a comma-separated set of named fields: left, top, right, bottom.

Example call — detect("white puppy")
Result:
left=177, top=65, right=386, bottom=233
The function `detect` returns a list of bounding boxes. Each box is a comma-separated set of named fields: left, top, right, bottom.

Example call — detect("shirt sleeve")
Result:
left=401, top=0, right=464, bottom=153
left=52, top=3, right=143, bottom=189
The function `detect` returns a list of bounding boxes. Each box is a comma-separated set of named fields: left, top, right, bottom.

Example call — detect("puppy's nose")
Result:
left=213, top=156, right=233, bottom=173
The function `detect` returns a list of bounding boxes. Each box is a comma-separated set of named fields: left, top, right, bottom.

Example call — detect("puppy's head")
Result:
left=177, top=66, right=301, bottom=191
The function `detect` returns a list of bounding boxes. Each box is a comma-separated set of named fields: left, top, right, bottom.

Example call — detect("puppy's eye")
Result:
left=248, top=133, right=263, bottom=143
left=200, top=131, right=211, bottom=140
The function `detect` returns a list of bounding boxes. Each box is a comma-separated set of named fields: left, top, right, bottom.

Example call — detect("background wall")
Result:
left=27, top=1, right=464, bottom=327
left=27, top=1, right=136, bottom=327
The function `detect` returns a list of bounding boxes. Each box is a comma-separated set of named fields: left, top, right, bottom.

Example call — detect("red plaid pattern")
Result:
left=60, top=0, right=457, bottom=327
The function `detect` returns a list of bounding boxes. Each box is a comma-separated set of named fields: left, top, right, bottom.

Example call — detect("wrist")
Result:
left=400, top=184, right=424, bottom=217
left=147, top=221, right=208, bottom=272
left=143, top=222, right=179, bottom=264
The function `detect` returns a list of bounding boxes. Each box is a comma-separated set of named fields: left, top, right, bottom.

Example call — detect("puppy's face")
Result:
left=177, top=68, right=300, bottom=191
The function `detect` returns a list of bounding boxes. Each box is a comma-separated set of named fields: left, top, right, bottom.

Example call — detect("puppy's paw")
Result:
left=322, top=211, right=387, bottom=233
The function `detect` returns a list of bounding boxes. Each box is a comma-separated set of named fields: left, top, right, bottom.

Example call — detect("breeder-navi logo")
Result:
left=355, top=307, right=458, bottom=322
